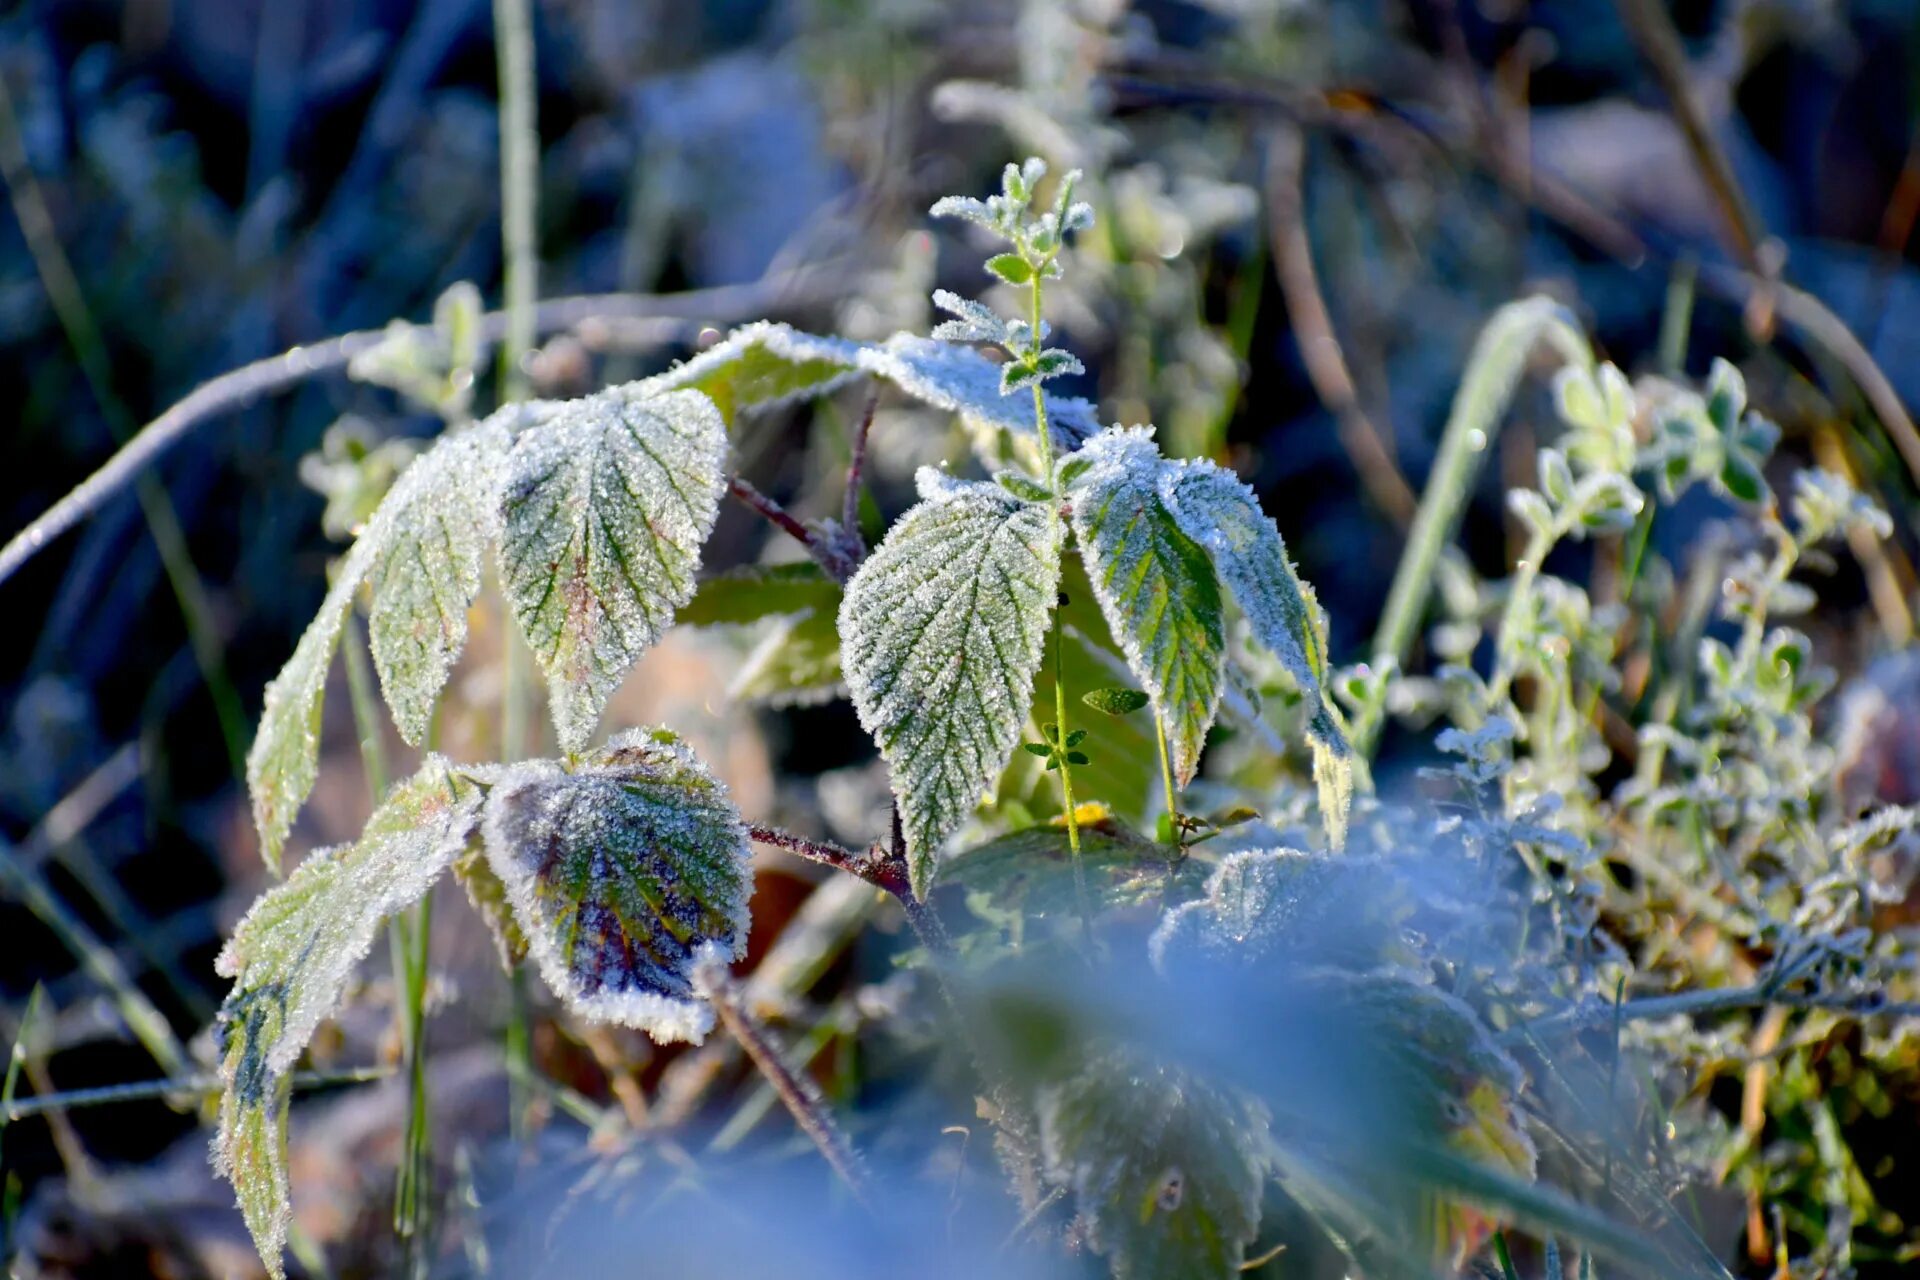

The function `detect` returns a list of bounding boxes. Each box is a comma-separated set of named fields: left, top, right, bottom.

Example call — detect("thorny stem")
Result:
left=703, top=967, right=872, bottom=1209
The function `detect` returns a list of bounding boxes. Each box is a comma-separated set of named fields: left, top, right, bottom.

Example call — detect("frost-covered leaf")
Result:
left=861, top=334, right=1100, bottom=451
left=1084, top=686, right=1150, bottom=716
left=841, top=470, right=1064, bottom=897
left=931, top=290, right=1011, bottom=344
left=214, top=759, right=483, bottom=1277
left=1039, top=1049, right=1273, bottom=1280
left=367, top=417, right=511, bottom=744
left=1067, top=430, right=1227, bottom=785
left=246, top=536, right=375, bottom=870
left=248, top=404, right=555, bottom=867
left=1148, top=847, right=1335, bottom=972
left=1157, top=457, right=1354, bottom=842
left=500, top=386, right=728, bottom=750
left=1159, top=458, right=1322, bottom=692
left=646, top=321, right=867, bottom=422
left=479, top=729, right=753, bottom=1042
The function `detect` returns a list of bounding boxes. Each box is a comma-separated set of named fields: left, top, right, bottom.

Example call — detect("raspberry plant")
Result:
left=62, top=157, right=1903, bottom=1280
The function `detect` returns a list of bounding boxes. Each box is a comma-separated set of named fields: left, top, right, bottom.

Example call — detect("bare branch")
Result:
left=0, top=267, right=847, bottom=591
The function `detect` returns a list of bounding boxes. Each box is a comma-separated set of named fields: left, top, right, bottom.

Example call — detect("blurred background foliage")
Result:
left=3, top=0, right=1920, bottom=1276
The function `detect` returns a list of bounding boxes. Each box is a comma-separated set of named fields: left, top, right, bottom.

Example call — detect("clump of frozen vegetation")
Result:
left=215, top=158, right=1917, bottom=1280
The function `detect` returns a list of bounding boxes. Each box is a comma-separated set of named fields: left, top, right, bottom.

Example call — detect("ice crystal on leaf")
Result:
left=246, top=405, right=539, bottom=868
left=1066, top=428, right=1228, bottom=785
left=367, top=416, right=511, bottom=745
left=214, top=759, right=485, bottom=1278
left=479, top=729, right=753, bottom=1042
left=499, top=386, right=728, bottom=751
left=646, top=321, right=867, bottom=423
left=638, top=317, right=1101, bottom=452
left=864, top=334, right=1099, bottom=451
left=840, top=469, right=1064, bottom=898
left=1159, top=457, right=1355, bottom=846
left=1039, top=1048, right=1274, bottom=1280
left=1148, top=848, right=1333, bottom=971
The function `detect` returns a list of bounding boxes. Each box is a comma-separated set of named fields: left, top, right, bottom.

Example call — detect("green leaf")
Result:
left=986, top=252, right=1034, bottom=284
left=996, top=471, right=1055, bottom=502
left=1159, top=456, right=1323, bottom=692
left=946, top=819, right=1200, bottom=927
left=647, top=321, right=867, bottom=423
left=479, top=729, right=753, bottom=1042
left=1067, top=429, right=1228, bottom=786
left=1308, top=705, right=1356, bottom=852
left=841, top=469, right=1064, bottom=898
left=367, top=417, right=512, bottom=744
left=246, top=536, right=374, bottom=870
left=247, top=404, right=546, bottom=868
left=500, top=386, right=728, bottom=751
left=1039, top=1048, right=1274, bottom=1280
left=676, top=562, right=841, bottom=628
left=865, top=334, right=1101, bottom=452
left=215, top=759, right=483, bottom=1277
left=1083, top=686, right=1150, bottom=716
left=731, top=604, right=846, bottom=706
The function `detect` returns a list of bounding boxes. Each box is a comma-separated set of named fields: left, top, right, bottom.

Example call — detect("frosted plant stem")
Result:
left=727, top=475, right=855, bottom=582
left=1027, top=272, right=1082, bottom=857
left=705, top=971, right=872, bottom=1209
left=1486, top=526, right=1552, bottom=712
left=0, top=270, right=841, bottom=592
left=748, top=826, right=910, bottom=900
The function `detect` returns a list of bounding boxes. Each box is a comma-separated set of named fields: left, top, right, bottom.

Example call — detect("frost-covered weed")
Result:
left=207, top=161, right=1918, bottom=1280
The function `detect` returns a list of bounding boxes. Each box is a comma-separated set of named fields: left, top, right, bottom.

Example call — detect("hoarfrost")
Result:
left=840, top=471, right=1064, bottom=897
left=1065, top=428, right=1227, bottom=785
left=479, top=729, right=753, bottom=1043
left=499, top=386, right=728, bottom=751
